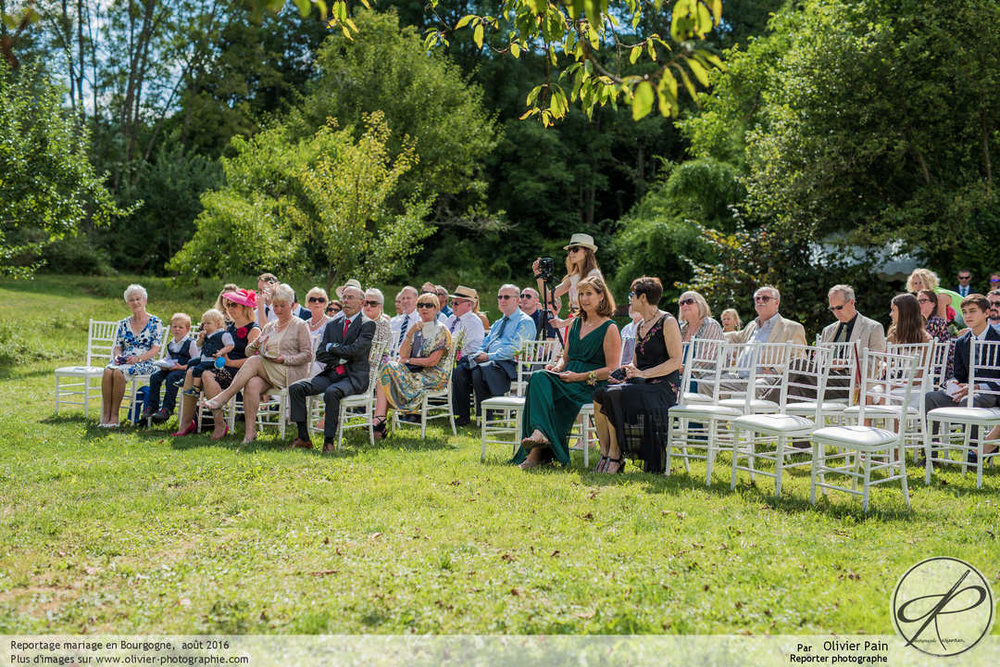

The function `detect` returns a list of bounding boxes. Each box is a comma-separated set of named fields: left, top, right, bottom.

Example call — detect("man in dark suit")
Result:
left=925, top=294, right=1000, bottom=457
left=288, top=284, right=375, bottom=454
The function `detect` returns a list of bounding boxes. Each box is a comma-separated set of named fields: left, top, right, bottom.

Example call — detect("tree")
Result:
left=167, top=112, right=432, bottom=287
left=0, top=62, right=123, bottom=277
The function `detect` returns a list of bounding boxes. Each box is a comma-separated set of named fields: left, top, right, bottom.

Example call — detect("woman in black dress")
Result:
left=592, top=276, right=682, bottom=473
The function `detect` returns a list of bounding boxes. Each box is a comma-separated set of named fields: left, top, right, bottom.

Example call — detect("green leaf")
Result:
left=632, top=80, right=654, bottom=121
left=674, top=64, right=698, bottom=101
left=647, top=40, right=656, bottom=62
left=629, top=45, right=642, bottom=64
left=474, top=23, right=484, bottom=49
left=511, top=42, right=521, bottom=58
left=456, top=15, right=476, bottom=30
left=712, top=0, right=723, bottom=24
left=687, top=58, right=710, bottom=87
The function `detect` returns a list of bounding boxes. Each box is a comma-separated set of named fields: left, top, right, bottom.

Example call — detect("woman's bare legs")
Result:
left=374, top=384, right=389, bottom=419
left=209, top=357, right=263, bottom=406
left=100, top=368, right=127, bottom=425
left=175, top=369, right=197, bottom=428
left=240, top=376, right=270, bottom=443
left=202, top=373, right=227, bottom=439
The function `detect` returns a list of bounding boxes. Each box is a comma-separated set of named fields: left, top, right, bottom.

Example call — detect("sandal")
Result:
left=595, top=455, right=608, bottom=473
left=373, top=416, right=388, bottom=439
left=199, top=396, right=223, bottom=411
left=606, top=457, right=624, bottom=474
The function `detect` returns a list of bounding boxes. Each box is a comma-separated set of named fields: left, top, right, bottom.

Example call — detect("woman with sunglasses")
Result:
left=372, top=293, right=452, bottom=438
left=362, top=288, right=392, bottom=360
left=592, top=277, right=682, bottom=473
left=512, top=275, right=621, bottom=470
left=304, top=287, right=334, bottom=376
left=907, top=268, right=963, bottom=328
left=532, top=233, right=603, bottom=327
left=678, top=291, right=724, bottom=345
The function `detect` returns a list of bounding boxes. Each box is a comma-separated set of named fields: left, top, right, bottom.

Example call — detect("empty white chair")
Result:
left=810, top=349, right=919, bottom=511
left=53, top=319, right=119, bottom=417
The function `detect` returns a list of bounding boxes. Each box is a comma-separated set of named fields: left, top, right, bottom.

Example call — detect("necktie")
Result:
left=449, top=317, right=460, bottom=334
left=490, top=317, right=509, bottom=351
left=398, top=314, right=409, bottom=347
left=835, top=323, right=848, bottom=343
left=343, top=316, right=350, bottom=340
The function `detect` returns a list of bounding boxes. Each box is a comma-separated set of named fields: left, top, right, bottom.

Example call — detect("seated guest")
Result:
left=511, top=275, right=620, bottom=469
left=100, top=284, right=162, bottom=427
left=446, top=286, right=485, bottom=361
left=420, top=282, right=449, bottom=325
left=200, top=284, right=313, bottom=445
left=182, top=308, right=235, bottom=397
left=255, top=272, right=279, bottom=326
left=174, top=289, right=260, bottom=440
left=593, top=277, right=681, bottom=474
left=362, top=288, right=392, bottom=354
left=145, top=313, right=199, bottom=424
left=451, top=284, right=537, bottom=427
left=924, top=294, right=1000, bottom=459
left=678, top=290, right=724, bottom=344
left=287, top=284, right=375, bottom=454
left=720, top=308, right=741, bottom=333
left=436, top=285, right=453, bottom=317
left=290, top=289, right=311, bottom=321
left=988, top=290, right=1000, bottom=334
left=519, top=286, right=559, bottom=340
left=728, top=285, right=807, bottom=346
left=907, top=268, right=962, bottom=326
left=821, top=283, right=886, bottom=347
left=373, top=293, right=453, bottom=437
left=304, top=287, right=333, bottom=376
left=326, top=301, right=343, bottom=316
left=390, top=286, right=420, bottom=353
left=618, top=301, right=642, bottom=366
left=472, top=293, right=490, bottom=330
left=887, top=293, right=931, bottom=344
left=919, top=289, right=951, bottom=343
left=213, top=283, right=240, bottom=323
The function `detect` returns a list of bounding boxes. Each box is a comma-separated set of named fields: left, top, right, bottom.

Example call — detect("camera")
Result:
left=536, top=257, right=556, bottom=282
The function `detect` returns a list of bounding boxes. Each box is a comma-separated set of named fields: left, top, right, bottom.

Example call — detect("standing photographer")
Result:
left=532, top=233, right=603, bottom=329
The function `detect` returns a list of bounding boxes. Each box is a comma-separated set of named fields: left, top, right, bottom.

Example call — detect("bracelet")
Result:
left=586, top=371, right=598, bottom=386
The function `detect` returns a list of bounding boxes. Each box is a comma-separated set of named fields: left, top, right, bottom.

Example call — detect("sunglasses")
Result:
left=325, top=307, right=339, bottom=314
left=917, top=298, right=933, bottom=304
left=308, top=297, right=327, bottom=304
left=519, top=293, right=532, bottom=299
left=567, top=247, right=582, bottom=253
left=754, top=295, right=774, bottom=303
left=497, top=294, right=514, bottom=300
left=959, top=275, right=972, bottom=280
left=828, top=304, right=847, bottom=311
left=992, top=279, right=1000, bottom=283
left=417, top=303, right=436, bottom=309
left=679, top=298, right=695, bottom=306
left=363, top=300, right=381, bottom=307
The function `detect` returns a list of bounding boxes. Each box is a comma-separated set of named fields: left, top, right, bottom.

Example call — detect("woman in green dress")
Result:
left=512, top=275, right=621, bottom=469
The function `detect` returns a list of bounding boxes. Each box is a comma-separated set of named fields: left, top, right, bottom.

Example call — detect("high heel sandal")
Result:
left=595, top=455, right=609, bottom=473
left=209, top=424, right=229, bottom=441
left=606, top=456, right=624, bottom=474
left=172, top=419, right=197, bottom=437
left=199, top=396, right=223, bottom=411
left=373, top=416, right=387, bottom=439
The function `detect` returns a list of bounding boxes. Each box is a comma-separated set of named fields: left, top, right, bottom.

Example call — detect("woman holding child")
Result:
left=173, top=289, right=260, bottom=439
left=511, top=275, right=620, bottom=470
left=199, top=284, right=313, bottom=445
left=99, top=284, right=162, bottom=427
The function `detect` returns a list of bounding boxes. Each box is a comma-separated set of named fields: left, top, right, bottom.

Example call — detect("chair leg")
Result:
left=810, top=441, right=819, bottom=505
left=730, top=427, right=740, bottom=491
left=420, top=398, right=427, bottom=439
left=705, top=420, right=717, bottom=485
left=664, top=420, right=674, bottom=476
left=774, top=435, right=785, bottom=498
left=862, top=453, right=872, bottom=512
left=898, top=441, right=910, bottom=509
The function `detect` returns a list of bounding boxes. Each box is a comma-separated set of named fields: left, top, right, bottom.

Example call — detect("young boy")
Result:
left=181, top=309, right=235, bottom=397
left=145, top=313, right=199, bottom=424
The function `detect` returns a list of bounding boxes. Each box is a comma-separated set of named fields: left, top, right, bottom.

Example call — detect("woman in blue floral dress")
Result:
left=100, top=284, right=162, bottom=427
left=372, top=293, right=452, bottom=437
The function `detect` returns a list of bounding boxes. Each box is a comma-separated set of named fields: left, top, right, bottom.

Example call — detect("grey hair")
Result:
left=828, top=284, right=855, bottom=303
left=678, top=290, right=712, bottom=320
left=521, top=287, right=539, bottom=299
left=124, top=284, right=147, bottom=301
left=401, top=285, right=418, bottom=298
left=365, top=288, right=384, bottom=305
left=271, top=283, right=296, bottom=304
left=756, top=285, right=781, bottom=302
left=498, top=283, right=519, bottom=294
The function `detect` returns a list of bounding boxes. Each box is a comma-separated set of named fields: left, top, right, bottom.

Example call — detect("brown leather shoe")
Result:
left=321, top=441, right=337, bottom=455
left=287, top=437, right=313, bottom=450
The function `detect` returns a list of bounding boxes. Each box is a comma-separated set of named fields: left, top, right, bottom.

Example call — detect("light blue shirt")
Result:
left=479, top=309, right=537, bottom=361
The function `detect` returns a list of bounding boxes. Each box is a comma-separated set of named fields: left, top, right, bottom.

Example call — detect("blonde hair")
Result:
left=272, top=283, right=295, bottom=304
left=906, top=268, right=939, bottom=293
left=305, top=286, right=329, bottom=303
left=213, top=283, right=240, bottom=315
left=416, top=293, right=439, bottom=311
left=678, top=290, right=712, bottom=320
left=577, top=275, right=615, bottom=319
left=198, top=309, right=226, bottom=345
left=170, top=313, right=192, bottom=328
left=721, top=308, right=741, bottom=330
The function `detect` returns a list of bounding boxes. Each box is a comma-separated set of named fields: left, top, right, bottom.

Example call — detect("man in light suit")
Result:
left=287, top=284, right=375, bottom=454
left=728, top=285, right=807, bottom=347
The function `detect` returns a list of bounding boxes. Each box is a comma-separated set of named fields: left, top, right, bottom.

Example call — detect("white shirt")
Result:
left=390, top=311, right=422, bottom=352
left=446, top=311, right=485, bottom=358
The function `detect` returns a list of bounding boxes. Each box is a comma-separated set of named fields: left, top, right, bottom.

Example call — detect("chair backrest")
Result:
left=782, top=344, right=832, bottom=418
left=678, top=337, right=727, bottom=404
left=365, top=334, right=390, bottom=395
left=721, top=341, right=793, bottom=410
left=965, top=338, right=1000, bottom=407
left=887, top=341, right=936, bottom=392
left=853, top=349, right=919, bottom=425
left=87, top=319, right=121, bottom=366
left=515, top=339, right=560, bottom=396
left=817, top=340, right=861, bottom=404
left=929, top=339, right=950, bottom=391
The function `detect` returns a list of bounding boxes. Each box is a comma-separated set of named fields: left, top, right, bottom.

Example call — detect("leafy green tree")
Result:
left=168, top=112, right=432, bottom=287
left=0, top=63, right=123, bottom=277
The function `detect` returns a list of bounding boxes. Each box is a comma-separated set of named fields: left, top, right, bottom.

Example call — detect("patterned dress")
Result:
left=378, top=322, right=451, bottom=412
left=107, top=315, right=162, bottom=377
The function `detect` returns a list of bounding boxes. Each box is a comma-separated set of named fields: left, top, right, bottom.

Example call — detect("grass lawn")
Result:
left=1, top=274, right=998, bottom=635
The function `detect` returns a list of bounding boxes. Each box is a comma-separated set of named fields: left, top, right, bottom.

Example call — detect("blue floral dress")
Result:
left=107, top=315, right=163, bottom=377
left=378, top=323, right=451, bottom=411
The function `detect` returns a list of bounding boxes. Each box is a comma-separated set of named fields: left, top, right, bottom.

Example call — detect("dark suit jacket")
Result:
left=315, top=313, right=376, bottom=391
left=951, top=326, right=1000, bottom=387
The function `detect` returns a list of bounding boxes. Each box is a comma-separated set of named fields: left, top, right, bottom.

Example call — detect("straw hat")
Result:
left=449, top=285, right=478, bottom=301
left=563, top=233, right=598, bottom=252
left=336, top=279, right=363, bottom=299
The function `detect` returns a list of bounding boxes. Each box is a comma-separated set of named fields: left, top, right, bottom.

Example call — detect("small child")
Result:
left=181, top=309, right=234, bottom=397
left=145, top=313, right=199, bottom=424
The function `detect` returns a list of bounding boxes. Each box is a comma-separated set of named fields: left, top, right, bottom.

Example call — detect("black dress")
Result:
left=592, top=313, right=679, bottom=472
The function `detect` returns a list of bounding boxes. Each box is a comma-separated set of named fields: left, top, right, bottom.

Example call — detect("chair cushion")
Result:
left=718, top=398, right=780, bottom=412
left=481, top=396, right=525, bottom=409
left=733, top=414, right=815, bottom=434
left=670, top=405, right=742, bottom=419
left=785, top=401, right=847, bottom=415
left=812, top=425, right=899, bottom=448
left=54, top=365, right=105, bottom=376
left=682, top=392, right=711, bottom=403
left=926, top=406, right=1000, bottom=424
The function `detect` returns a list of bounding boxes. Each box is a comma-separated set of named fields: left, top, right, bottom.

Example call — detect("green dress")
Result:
left=511, top=318, right=614, bottom=466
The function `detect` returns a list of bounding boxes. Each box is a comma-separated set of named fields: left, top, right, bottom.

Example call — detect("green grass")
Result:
left=1, top=274, right=998, bottom=634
